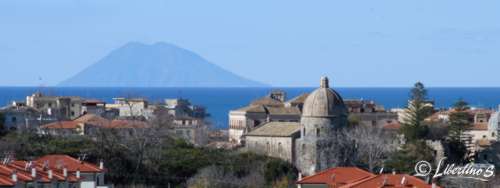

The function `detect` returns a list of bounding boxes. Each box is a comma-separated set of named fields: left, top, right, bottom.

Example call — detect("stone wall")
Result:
left=246, top=136, right=295, bottom=162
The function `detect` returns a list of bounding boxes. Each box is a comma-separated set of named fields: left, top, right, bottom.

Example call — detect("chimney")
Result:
left=11, top=171, right=17, bottom=182
left=63, top=168, right=68, bottom=177
left=401, top=176, right=407, bottom=185
left=297, top=172, right=303, bottom=188
left=99, top=160, right=104, bottom=170
left=48, top=169, right=53, bottom=179
left=392, top=169, right=396, bottom=175
left=76, top=169, right=81, bottom=179
left=31, top=167, right=36, bottom=178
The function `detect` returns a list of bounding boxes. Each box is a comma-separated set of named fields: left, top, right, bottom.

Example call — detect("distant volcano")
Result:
left=58, top=42, right=267, bottom=87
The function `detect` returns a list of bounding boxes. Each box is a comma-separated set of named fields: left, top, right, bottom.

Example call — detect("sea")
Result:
left=1, top=87, right=500, bottom=129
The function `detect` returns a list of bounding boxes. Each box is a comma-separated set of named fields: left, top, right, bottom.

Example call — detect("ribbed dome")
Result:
left=302, top=77, right=348, bottom=117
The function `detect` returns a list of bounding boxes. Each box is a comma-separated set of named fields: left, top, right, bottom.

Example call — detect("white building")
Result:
left=108, top=98, right=154, bottom=119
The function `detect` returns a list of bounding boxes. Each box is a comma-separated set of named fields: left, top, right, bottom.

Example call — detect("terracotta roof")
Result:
left=470, top=123, right=488, bottom=131
left=383, top=122, right=401, bottom=130
left=0, top=164, right=33, bottom=182
left=7, top=161, right=49, bottom=183
left=297, top=167, right=374, bottom=187
left=40, top=121, right=82, bottom=129
left=340, top=174, right=439, bottom=188
left=10, top=160, right=81, bottom=183
left=0, top=176, right=14, bottom=186
left=245, top=122, right=301, bottom=137
left=0, top=155, right=99, bottom=185
left=74, top=114, right=110, bottom=127
left=102, top=120, right=148, bottom=129
left=477, top=139, right=492, bottom=147
left=35, top=155, right=102, bottom=173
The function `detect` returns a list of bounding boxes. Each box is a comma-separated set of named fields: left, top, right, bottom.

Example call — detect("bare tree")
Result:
left=346, top=125, right=398, bottom=172
left=318, top=125, right=397, bottom=172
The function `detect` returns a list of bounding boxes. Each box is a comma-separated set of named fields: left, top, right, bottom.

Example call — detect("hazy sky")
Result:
left=1, top=0, right=499, bottom=87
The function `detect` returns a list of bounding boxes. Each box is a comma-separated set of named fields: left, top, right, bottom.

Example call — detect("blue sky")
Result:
left=1, top=0, right=499, bottom=87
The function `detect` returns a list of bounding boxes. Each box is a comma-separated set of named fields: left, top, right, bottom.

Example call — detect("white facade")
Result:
left=228, top=109, right=267, bottom=144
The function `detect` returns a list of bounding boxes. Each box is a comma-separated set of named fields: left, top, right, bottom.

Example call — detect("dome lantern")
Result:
left=320, top=76, right=329, bottom=88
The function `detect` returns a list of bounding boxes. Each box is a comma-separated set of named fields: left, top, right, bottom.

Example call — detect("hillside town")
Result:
left=0, top=77, right=499, bottom=187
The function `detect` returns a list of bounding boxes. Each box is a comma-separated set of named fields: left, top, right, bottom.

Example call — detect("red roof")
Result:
left=75, top=114, right=111, bottom=127
left=340, top=174, right=440, bottom=188
left=103, top=120, right=148, bottom=129
left=35, top=155, right=103, bottom=173
left=470, top=123, right=488, bottom=131
left=40, top=121, right=82, bottom=129
left=0, top=155, right=102, bottom=185
left=297, top=167, right=374, bottom=187
left=0, top=164, right=34, bottom=182
left=0, top=176, right=14, bottom=186
left=8, top=160, right=80, bottom=183
left=383, top=122, right=401, bottom=130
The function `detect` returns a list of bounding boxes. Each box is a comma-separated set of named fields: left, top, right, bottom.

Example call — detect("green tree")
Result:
left=401, top=82, right=432, bottom=142
left=347, top=114, right=361, bottom=127
left=442, top=139, right=469, bottom=164
left=0, top=113, right=5, bottom=136
left=386, top=82, right=436, bottom=173
left=443, top=99, right=471, bottom=163
left=385, top=140, right=435, bottom=173
left=410, top=82, right=427, bottom=102
left=448, top=99, right=471, bottom=141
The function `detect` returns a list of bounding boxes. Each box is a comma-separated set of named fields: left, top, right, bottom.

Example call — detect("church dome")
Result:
left=302, top=77, right=348, bottom=117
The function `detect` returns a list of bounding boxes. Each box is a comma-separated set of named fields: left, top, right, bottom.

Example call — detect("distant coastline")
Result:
left=2, top=87, right=500, bottom=129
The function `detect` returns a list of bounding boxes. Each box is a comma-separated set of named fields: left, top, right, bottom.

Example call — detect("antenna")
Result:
left=78, top=153, right=87, bottom=162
